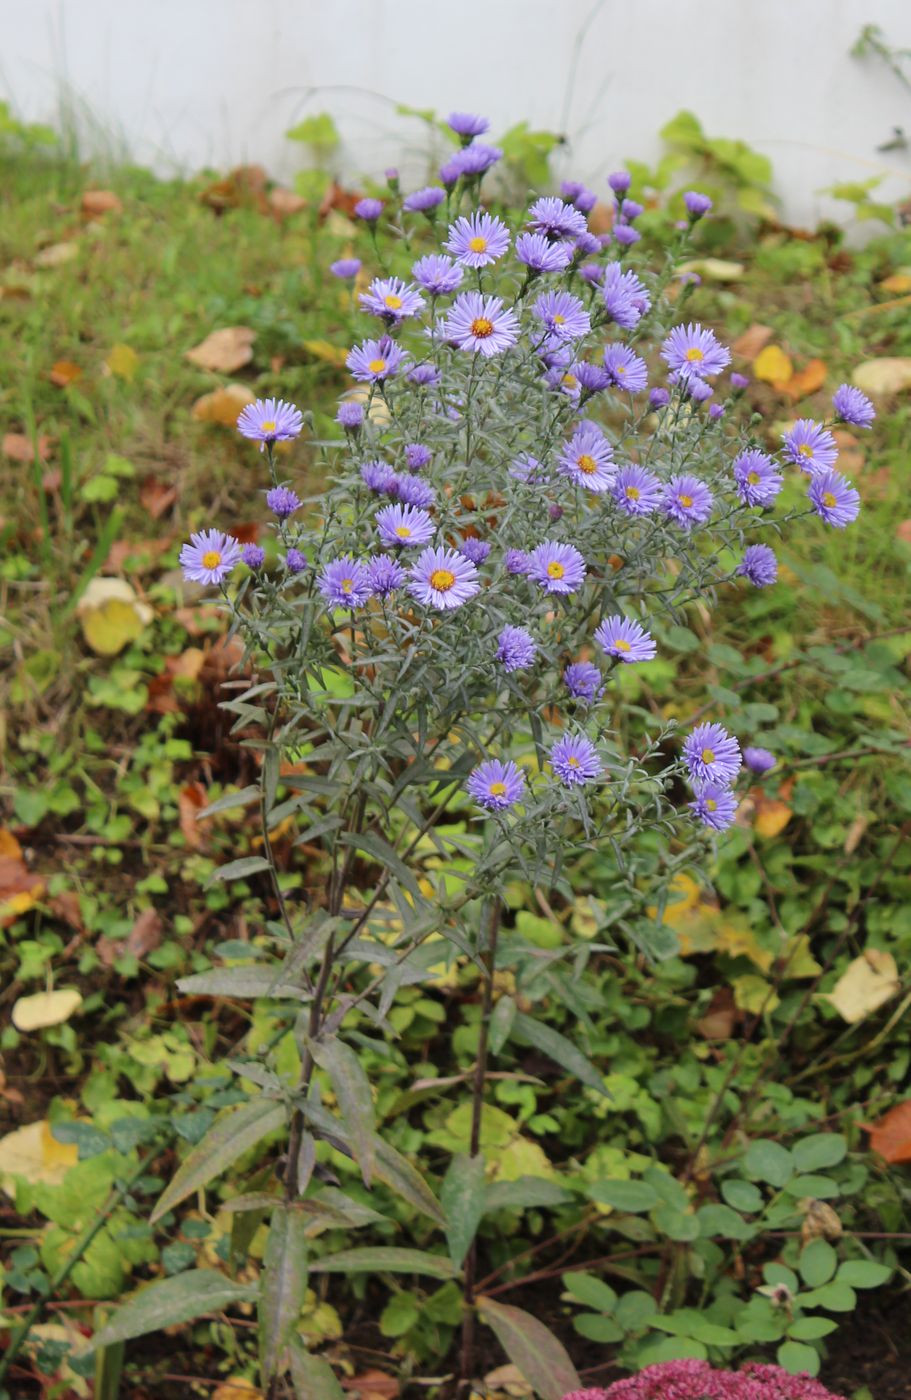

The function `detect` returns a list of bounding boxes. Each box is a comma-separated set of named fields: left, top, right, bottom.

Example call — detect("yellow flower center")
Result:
left=470, top=317, right=494, bottom=339
left=341, top=578, right=354, bottom=593
left=553, top=313, right=566, bottom=324
left=546, top=561, right=565, bottom=580
left=685, top=346, right=704, bottom=362
left=614, top=637, right=630, bottom=651
left=468, top=236, right=488, bottom=253
left=577, top=453, right=597, bottom=474
left=368, top=358, right=387, bottom=374
left=701, top=747, right=715, bottom=764
left=747, top=470, right=761, bottom=484
left=568, top=756, right=580, bottom=767
left=430, top=568, right=456, bottom=591
left=562, top=374, right=578, bottom=389
left=822, top=491, right=837, bottom=508
left=260, top=420, right=276, bottom=434
left=706, top=798, right=717, bottom=811
left=395, top=525, right=411, bottom=538
left=201, top=550, right=222, bottom=569
left=489, top=781, right=507, bottom=796
left=615, top=363, right=626, bottom=374
left=625, top=485, right=640, bottom=500
left=798, top=443, right=814, bottom=458
left=384, top=293, right=403, bottom=310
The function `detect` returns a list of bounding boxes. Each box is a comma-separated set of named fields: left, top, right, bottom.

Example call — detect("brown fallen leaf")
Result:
left=341, top=1371, right=399, bottom=1400
left=49, top=360, right=82, bottom=387
left=34, top=242, right=78, bottom=269
left=800, top=1199, right=843, bottom=1244
left=753, top=794, right=793, bottom=839
left=782, top=358, right=827, bottom=401
left=1, top=838, right=44, bottom=927
left=896, top=520, right=911, bottom=545
left=179, top=782, right=208, bottom=848
left=200, top=165, right=269, bottom=215
left=105, top=535, right=173, bottom=573
left=49, top=891, right=83, bottom=932
left=81, top=189, right=123, bottom=217
left=864, top=1099, right=911, bottom=1164
left=98, top=907, right=163, bottom=965
left=139, top=474, right=178, bottom=519
left=318, top=181, right=366, bottom=222
left=192, top=383, right=255, bottom=426
left=3, top=433, right=52, bottom=463
left=186, top=326, right=255, bottom=374
left=731, top=323, right=774, bottom=361
left=268, top=186, right=307, bottom=219
left=696, top=986, right=737, bottom=1041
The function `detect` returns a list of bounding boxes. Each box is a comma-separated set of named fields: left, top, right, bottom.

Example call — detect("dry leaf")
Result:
left=821, top=949, right=900, bottom=1024
left=127, top=908, right=164, bottom=958
left=864, top=1099, right=911, bottom=1164
left=140, top=474, right=178, bottom=518
left=106, top=535, right=173, bottom=573
left=192, top=383, right=256, bottom=426
left=212, top=1381, right=262, bottom=1400
left=179, top=782, right=208, bottom=848
left=697, top=986, right=737, bottom=1040
left=12, top=988, right=83, bottom=1032
left=731, top=323, right=774, bottom=361
left=851, top=358, right=911, bottom=396
left=302, top=338, right=350, bottom=367
left=201, top=165, right=269, bottom=214
left=49, top=360, right=82, bottom=387
left=0, top=1120, right=78, bottom=1195
left=483, top=1363, right=535, bottom=1398
left=754, top=344, right=794, bottom=386
left=186, top=326, right=256, bottom=374
left=268, top=187, right=307, bottom=219
left=106, top=343, right=139, bottom=380
left=342, top=1372, right=399, bottom=1400
left=753, top=794, right=793, bottom=839
left=801, top=1199, right=843, bottom=1244
left=3, top=432, right=52, bottom=463
left=35, top=242, right=78, bottom=268
left=81, top=189, right=123, bottom=217
left=782, top=358, right=827, bottom=401
left=49, top=890, right=83, bottom=931
left=0, top=837, right=44, bottom=925
left=678, top=258, right=744, bottom=282
left=77, top=577, right=154, bottom=655
left=879, top=272, right=911, bottom=294
left=896, top=520, right=911, bottom=545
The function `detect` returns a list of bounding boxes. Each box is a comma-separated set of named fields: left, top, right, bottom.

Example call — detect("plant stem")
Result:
left=457, top=896, right=501, bottom=1395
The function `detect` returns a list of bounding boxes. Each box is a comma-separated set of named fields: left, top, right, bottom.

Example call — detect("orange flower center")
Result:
left=577, top=453, right=597, bottom=474
left=489, top=781, right=507, bottom=796
left=368, top=358, right=387, bottom=374
left=468, top=236, right=488, bottom=253
left=430, top=568, right=456, bottom=591
left=547, top=561, right=565, bottom=579
left=201, top=551, right=222, bottom=569
left=685, top=346, right=704, bottom=362
left=470, top=317, right=494, bottom=339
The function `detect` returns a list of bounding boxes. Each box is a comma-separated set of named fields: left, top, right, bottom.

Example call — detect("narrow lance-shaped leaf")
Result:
left=308, top=1034, right=375, bottom=1186
left=477, top=1296, right=581, bottom=1400
left=260, top=1204, right=310, bottom=1381
left=309, top=1246, right=457, bottom=1279
left=511, top=1011, right=608, bottom=1097
left=441, top=1152, right=486, bottom=1268
left=89, top=1271, right=257, bottom=1350
left=151, top=1098, right=286, bottom=1223
left=288, top=1339, right=346, bottom=1400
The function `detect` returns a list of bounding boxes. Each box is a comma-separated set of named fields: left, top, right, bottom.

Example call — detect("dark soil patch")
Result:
left=821, top=1290, right=911, bottom=1399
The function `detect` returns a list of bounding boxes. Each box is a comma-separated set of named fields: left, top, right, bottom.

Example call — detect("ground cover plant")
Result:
left=0, top=104, right=910, bottom=1400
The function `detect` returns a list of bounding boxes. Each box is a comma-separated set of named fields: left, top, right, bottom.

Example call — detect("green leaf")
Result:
left=800, top=1281, right=856, bottom=1311
left=209, top=855, right=273, bottom=883
left=197, top=786, right=261, bottom=818
left=485, top=1177, right=573, bottom=1212
left=380, top=1291, right=420, bottom=1338
left=151, top=1098, right=286, bottom=1223
left=696, top=1203, right=754, bottom=1241
left=288, top=1340, right=346, bottom=1400
left=177, top=967, right=309, bottom=1000
left=511, top=1012, right=607, bottom=1096
left=489, top=995, right=516, bottom=1055
left=792, top=1134, right=847, bottom=1172
left=837, top=1259, right=892, bottom=1289
left=788, top=1316, right=838, bottom=1340
left=721, top=1179, right=764, bottom=1213
left=743, top=1139, right=794, bottom=1187
left=588, top=1179, right=658, bottom=1213
left=653, top=1205, right=700, bottom=1242
left=777, top=1341, right=821, bottom=1377
left=89, top=1270, right=257, bottom=1348
left=285, top=113, right=340, bottom=150
left=309, top=1035, right=375, bottom=1186
left=561, top=1272, right=618, bottom=1312
left=441, top=1153, right=485, bottom=1269
left=799, top=1239, right=838, bottom=1288
left=573, top=1313, right=624, bottom=1343
left=783, top=1174, right=840, bottom=1199
left=478, top=1296, right=580, bottom=1400
left=373, top=1134, right=446, bottom=1226
left=260, top=1205, right=309, bottom=1380
left=309, top=1247, right=457, bottom=1279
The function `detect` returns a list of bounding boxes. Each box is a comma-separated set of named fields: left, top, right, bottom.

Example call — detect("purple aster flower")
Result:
left=558, top=421, right=615, bottom=492
left=330, top=258, right=362, bottom=279
left=733, top=450, right=783, bottom=507
left=241, top=543, right=265, bottom=570
left=505, top=548, right=530, bottom=574
left=544, top=364, right=583, bottom=400
left=285, top=548, right=308, bottom=574
left=738, top=543, right=778, bottom=587
left=459, top=537, right=492, bottom=565
left=782, top=419, right=838, bottom=475
left=533, top=290, right=591, bottom=341
left=564, top=661, right=603, bottom=702
left=550, top=733, right=602, bottom=787
left=515, top=232, right=574, bottom=273
left=404, top=443, right=432, bottom=472
left=681, top=375, right=714, bottom=403
left=690, top=782, right=738, bottom=831
left=708, top=403, right=725, bottom=420
left=595, top=615, right=657, bottom=663
left=649, top=387, right=670, bottom=410
left=412, top=253, right=464, bottom=296
left=580, top=263, right=605, bottom=286
left=574, top=361, right=611, bottom=395
left=440, top=157, right=464, bottom=187
left=180, top=529, right=242, bottom=586
left=683, top=722, right=742, bottom=786
left=527, top=196, right=589, bottom=241
left=403, top=186, right=445, bottom=213
left=661, top=474, right=714, bottom=530
left=509, top=453, right=545, bottom=484
left=527, top=540, right=587, bottom=595
left=833, top=382, right=875, bottom=428
left=683, top=190, right=713, bottom=218
left=661, top=323, right=731, bottom=379
left=449, top=143, right=502, bottom=176
left=620, top=198, right=644, bottom=221
left=448, top=111, right=490, bottom=139
left=678, top=270, right=702, bottom=287
left=443, top=292, right=520, bottom=357
left=603, top=343, right=649, bottom=394
left=317, top=556, right=373, bottom=608
left=390, top=473, right=435, bottom=509
left=467, top=758, right=525, bottom=811
left=354, top=197, right=383, bottom=222
left=347, top=336, right=405, bottom=383
left=409, top=545, right=479, bottom=610
left=496, top=624, right=537, bottom=671
left=808, top=469, right=861, bottom=528
left=612, top=464, right=662, bottom=516
left=574, top=231, right=601, bottom=256
left=265, top=487, right=301, bottom=519
left=602, top=262, right=651, bottom=329
left=367, top=555, right=407, bottom=597
left=337, top=401, right=364, bottom=430
left=361, top=460, right=397, bottom=495
left=608, top=171, right=631, bottom=194
left=445, top=211, right=510, bottom=268
left=408, top=362, right=442, bottom=386
left=744, top=745, right=776, bottom=776
left=614, top=225, right=641, bottom=247
left=375, top=503, right=435, bottom=548
left=359, top=275, right=425, bottom=322
left=561, top=180, right=598, bottom=213
left=237, top=398, right=303, bottom=450
left=730, top=371, right=750, bottom=390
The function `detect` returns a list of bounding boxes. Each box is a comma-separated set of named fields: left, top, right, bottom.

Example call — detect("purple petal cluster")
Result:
left=527, top=196, right=589, bottom=241
left=445, top=212, right=510, bottom=267
left=661, top=474, right=714, bottom=530
left=550, top=734, right=602, bottom=787
left=515, top=232, right=574, bottom=272
left=534, top=290, right=590, bottom=341
left=496, top=625, right=537, bottom=672
left=375, top=503, right=435, bottom=548
left=612, top=465, right=662, bottom=516
left=563, top=662, right=603, bottom=703
left=527, top=540, right=587, bottom=595
left=833, top=382, right=875, bottom=428
left=558, top=421, right=615, bottom=492
left=737, top=543, right=778, bottom=587
left=367, top=555, right=407, bottom=596
left=237, top=398, right=303, bottom=449
left=732, top=450, right=783, bottom=507
left=180, top=529, right=242, bottom=586
left=443, top=292, right=519, bottom=356
left=782, top=419, right=838, bottom=474
left=661, top=323, right=731, bottom=379
left=602, top=263, right=651, bottom=329
left=466, top=758, right=525, bottom=810
left=583, top=1357, right=847, bottom=1400
left=360, top=275, right=425, bottom=322
left=403, top=186, right=445, bottom=213
left=594, top=615, right=657, bottom=663
left=690, top=782, right=738, bottom=830
left=744, top=745, right=776, bottom=775
left=603, top=343, right=648, bottom=393
left=412, top=254, right=463, bottom=296
left=683, top=722, right=742, bottom=786
left=265, top=486, right=301, bottom=518
left=347, top=336, right=406, bottom=382
left=318, top=556, right=374, bottom=608
left=808, top=469, right=861, bottom=527
left=408, top=546, right=479, bottom=609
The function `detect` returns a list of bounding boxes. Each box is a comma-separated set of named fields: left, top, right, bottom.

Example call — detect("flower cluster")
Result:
left=562, top=1359, right=845, bottom=1400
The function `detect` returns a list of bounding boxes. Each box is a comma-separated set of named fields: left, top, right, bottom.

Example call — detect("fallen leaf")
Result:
left=782, top=358, right=827, bottom=401
left=0, top=1120, right=78, bottom=1195
left=268, top=187, right=307, bottom=219
left=0, top=829, right=23, bottom=859
left=201, top=165, right=269, bottom=214
left=49, top=890, right=83, bottom=931
left=800, top=1199, right=843, bottom=1244
left=678, top=257, right=745, bottom=282
left=0, top=840, right=44, bottom=926
left=179, top=782, right=208, bottom=848
left=697, top=986, right=737, bottom=1040
left=753, top=794, right=793, bottom=839
left=302, top=338, right=350, bottom=367
left=76, top=577, right=154, bottom=656
left=852, top=358, right=911, bottom=396
left=105, top=342, right=139, bottom=380
left=844, top=812, right=870, bottom=854
left=12, top=988, right=83, bottom=1032
left=341, top=1371, right=399, bottom=1400
left=878, top=272, right=911, bottom=294
left=140, top=474, right=177, bottom=518
left=483, top=1363, right=535, bottom=1398
left=105, top=535, right=174, bottom=573
left=831, top=428, right=865, bottom=476
left=896, top=520, right=911, bottom=545
left=186, top=326, right=256, bottom=374
left=127, top=908, right=164, bottom=959
left=3, top=432, right=52, bottom=463
left=34, top=242, right=78, bottom=268
left=731, top=323, right=774, bottom=361
left=81, top=189, right=123, bottom=216
left=732, top=973, right=779, bottom=1015
left=821, top=949, right=900, bottom=1024
left=864, top=1100, right=911, bottom=1164
left=49, top=359, right=82, bottom=387
left=754, top=344, right=794, bottom=386
left=318, top=182, right=365, bottom=222
left=192, top=383, right=256, bottom=426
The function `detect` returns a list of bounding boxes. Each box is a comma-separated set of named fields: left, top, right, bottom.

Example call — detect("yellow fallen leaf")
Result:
left=851, top=358, right=911, bottom=396
left=302, top=338, right=349, bottom=367
left=820, top=949, right=900, bottom=1024
left=0, top=1120, right=78, bottom=1195
left=12, top=988, right=83, bottom=1031
left=192, top=383, right=256, bottom=426
left=77, top=577, right=153, bottom=656
left=35, top=242, right=78, bottom=269
left=878, top=273, right=911, bottom=294
left=732, top=974, right=779, bottom=1015
left=106, top=343, right=139, bottom=381
left=186, top=326, right=255, bottom=374
left=782, top=934, right=822, bottom=979
left=754, top=797, right=793, bottom=839
left=212, top=1381, right=262, bottom=1400
left=754, top=345, right=793, bottom=385
left=678, top=258, right=745, bottom=282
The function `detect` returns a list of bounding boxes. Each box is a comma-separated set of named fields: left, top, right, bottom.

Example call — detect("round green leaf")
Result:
left=792, top=1133, right=847, bottom=1172
left=574, top=1313, right=625, bottom=1343
left=837, top=1259, right=892, bottom=1289
left=561, top=1272, right=618, bottom=1312
left=721, top=1178, right=764, bottom=1213
left=801, top=1281, right=856, bottom=1311
left=697, top=1204, right=754, bottom=1241
left=743, top=1139, right=794, bottom=1188
left=763, top=1263, right=799, bottom=1292
left=799, top=1239, right=838, bottom=1287
left=653, top=1205, right=700, bottom=1242
left=788, top=1316, right=838, bottom=1340
left=777, top=1341, right=821, bottom=1377
left=784, top=1174, right=840, bottom=1199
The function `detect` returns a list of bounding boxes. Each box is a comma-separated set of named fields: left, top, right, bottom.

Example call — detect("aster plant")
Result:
left=125, top=115, right=871, bottom=1399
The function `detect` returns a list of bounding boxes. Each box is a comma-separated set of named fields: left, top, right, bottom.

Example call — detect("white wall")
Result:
left=2, top=0, right=910, bottom=227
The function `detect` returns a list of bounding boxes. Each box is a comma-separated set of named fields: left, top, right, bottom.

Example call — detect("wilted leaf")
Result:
left=179, top=781, right=208, bottom=848
left=696, top=986, right=736, bottom=1040
left=0, top=834, right=44, bottom=924
left=49, top=359, right=82, bottom=387
left=731, top=323, right=774, bottom=361
left=77, top=577, right=154, bottom=655
left=106, top=343, right=139, bottom=380
left=35, top=241, right=78, bottom=268
left=213, top=1381, right=262, bottom=1400
left=193, top=383, right=256, bottom=426
left=821, top=949, right=899, bottom=1024
left=754, top=344, right=793, bottom=386
left=477, top=1297, right=580, bottom=1400
left=864, top=1100, right=911, bottom=1164
left=851, top=358, right=911, bottom=396
left=678, top=258, right=744, bottom=281
left=269, top=187, right=308, bottom=218
left=186, top=326, right=256, bottom=374
left=801, top=1199, right=843, bottom=1243
left=782, top=359, right=827, bottom=401
left=0, top=1120, right=78, bottom=1194
left=753, top=794, right=793, bottom=838
left=3, top=432, right=52, bottom=462
left=82, top=189, right=123, bottom=217
left=340, top=1369, right=398, bottom=1399
left=732, top=974, right=779, bottom=1015
left=139, top=474, right=177, bottom=518
left=12, top=988, right=83, bottom=1031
